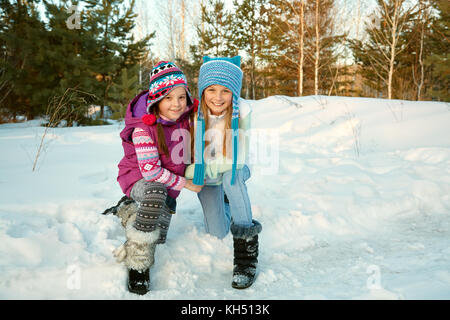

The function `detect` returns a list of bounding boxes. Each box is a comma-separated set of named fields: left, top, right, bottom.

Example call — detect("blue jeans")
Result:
left=197, top=165, right=253, bottom=239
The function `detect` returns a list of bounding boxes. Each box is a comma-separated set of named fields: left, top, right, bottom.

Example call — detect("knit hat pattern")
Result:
left=147, top=61, right=193, bottom=113
left=193, top=56, right=243, bottom=186
left=198, top=56, right=243, bottom=112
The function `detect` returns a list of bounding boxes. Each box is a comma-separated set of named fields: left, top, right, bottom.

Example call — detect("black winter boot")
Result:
left=230, top=220, right=262, bottom=289
left=128, top=268, right=150, bottom=295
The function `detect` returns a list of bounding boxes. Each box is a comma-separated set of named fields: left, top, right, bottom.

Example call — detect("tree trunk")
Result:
left=314, top=0, right=320, bottom=96
left=251, top=53, right=256, bottom=99
left=298, top=0, right=304, bottom=96
left=101, top=5, right=110, bottom=119
left=416, top=1, right=428, bottom=101
left=180, top=0, right=185, bottom=60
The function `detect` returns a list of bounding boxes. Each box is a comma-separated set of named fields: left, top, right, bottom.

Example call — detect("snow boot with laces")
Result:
left=230, top=220, right=262, bottom=289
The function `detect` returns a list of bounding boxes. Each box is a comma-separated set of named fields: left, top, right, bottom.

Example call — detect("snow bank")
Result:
left=0, top=95, right=449, bottom=299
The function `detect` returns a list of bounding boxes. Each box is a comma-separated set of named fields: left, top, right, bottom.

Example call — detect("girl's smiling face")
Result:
left=158, top=86, right=188, bottom=120
left=203, top=85, right=233, bottom=116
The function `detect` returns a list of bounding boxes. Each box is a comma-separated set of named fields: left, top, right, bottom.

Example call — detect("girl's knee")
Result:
left=223, top=165, right=250, bottom=188
left=205, top=224, right=230, bottom=240
left=138, top=183, right=168, bottom=209
left=142, top=182, right=168, bottom=198
left=135, top=182, right=172, bottom=237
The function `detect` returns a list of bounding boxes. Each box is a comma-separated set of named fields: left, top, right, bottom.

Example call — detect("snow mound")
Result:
left=0, top=95, right=449, bottom=299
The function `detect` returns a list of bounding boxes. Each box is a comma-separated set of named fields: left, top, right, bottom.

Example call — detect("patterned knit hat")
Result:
left=147, top=61, right=193, bottom=113
left=193, top=56, right=243, bottom=186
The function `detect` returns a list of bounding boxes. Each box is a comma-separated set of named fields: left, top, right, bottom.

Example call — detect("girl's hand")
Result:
left=184, top=179, right=203, bottom=193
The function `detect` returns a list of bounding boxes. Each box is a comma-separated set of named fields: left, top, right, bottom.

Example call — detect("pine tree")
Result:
left=0, top=0, right=153, bottom=122
left=196, top=0, right=236, bottom=57
left=231, top=0, right=269, bottom=99
left=42, top=1, right=98, bottom=122
left=425, top=0, right=449, bottom=101
left=84, top=0, right=152, bottom=118
left=265, top=0, right=305, bottom=96
left=0, top=0, right=46, bottom=119
left=394, top=0, right=434, bottom=100
left=109, top=66, right=139, bottom=119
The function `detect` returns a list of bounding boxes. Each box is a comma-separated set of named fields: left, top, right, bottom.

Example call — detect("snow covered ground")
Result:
left=0, top=95, right=449, bottom=300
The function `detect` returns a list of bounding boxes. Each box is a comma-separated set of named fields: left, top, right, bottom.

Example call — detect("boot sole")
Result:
left=231, top=269, right=258, bottom=289
left=232, top=279, right=255, bottom=289
left=128, top=284, right=149, bottom=295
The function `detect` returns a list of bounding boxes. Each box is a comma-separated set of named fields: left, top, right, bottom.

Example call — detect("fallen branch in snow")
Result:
left=32, top=88, right=96, bottom=172
left=343, top=102, right=362, bottom=158
left=386, top=100, right=404, bottom=122
left=273, top=95, right=303, bottom=109
left=312, top=95, right=329, bottom=110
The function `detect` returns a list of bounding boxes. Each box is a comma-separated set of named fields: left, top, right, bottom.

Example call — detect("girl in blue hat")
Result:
left=185, top=56, right=262, bottom=289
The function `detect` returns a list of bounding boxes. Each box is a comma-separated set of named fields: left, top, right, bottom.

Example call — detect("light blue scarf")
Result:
left=193, top=56, right=243, bottom=186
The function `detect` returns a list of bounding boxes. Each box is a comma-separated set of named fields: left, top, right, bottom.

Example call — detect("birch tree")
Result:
left=313, top=0, right=320, bottom=95
left=412, top=0, right=432, bottom=100
left=266, top=0, right=343, bottom=96
left=157, top=0, right=190, bottom=60
left=351, top=0, right=417, bottom=99
left=306, top=0, right=342, bottom=96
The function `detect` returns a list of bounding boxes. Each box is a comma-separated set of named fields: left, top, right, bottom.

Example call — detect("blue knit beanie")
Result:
left=192, top=56, right=243, bottom=186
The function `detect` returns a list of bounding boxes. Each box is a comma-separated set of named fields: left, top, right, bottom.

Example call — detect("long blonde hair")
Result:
left=200, top=95, right=233, bottom=158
